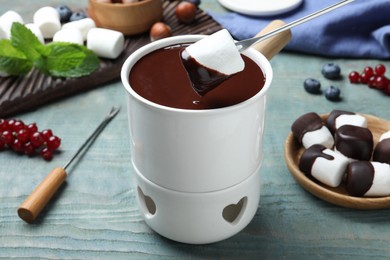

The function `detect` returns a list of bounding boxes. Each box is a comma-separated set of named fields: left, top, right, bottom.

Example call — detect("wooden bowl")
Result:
left=88, top=0, right=163, bottom=36
left=284, top=113, right=390, bottom=210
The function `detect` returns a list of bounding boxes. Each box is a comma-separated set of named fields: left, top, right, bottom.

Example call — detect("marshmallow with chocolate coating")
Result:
left=346, top=161, right=390, bottom=197
left=299, top=144, right=349, bottom=187
left=373, top=131, right=390, bottom=165
left=326, top=110, right=367, bottom=134
left=291, top=112, right=334, bottom=149
left=184, top=29, right=244, bottom=76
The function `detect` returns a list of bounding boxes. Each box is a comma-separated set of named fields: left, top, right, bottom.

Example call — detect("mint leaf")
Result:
left=45, top=42, right=100, bottom=78
left=10, top=22, right=50, bottom=61
left=0, top=39, right=33, bottom=75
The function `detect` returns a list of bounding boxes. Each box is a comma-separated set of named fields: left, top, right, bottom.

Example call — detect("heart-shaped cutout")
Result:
left=222, top=197, right=247, bottom=224
left=137, top=187, right=156, bottom=216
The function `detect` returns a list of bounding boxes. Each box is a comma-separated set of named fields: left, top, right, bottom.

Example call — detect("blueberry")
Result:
left=185, top=0, right=201, bottom=6
left=69, top=11, right=87, bottom=22
left=303, top=78, right=321, bottom=94
left=321, top=63, right=341, bottom=79
left=56, top=5, right=73, bottom=23
left=325, top=86, right=341, bottom=101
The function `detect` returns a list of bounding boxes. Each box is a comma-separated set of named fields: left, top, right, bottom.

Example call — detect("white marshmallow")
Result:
left=379, top=130, right=390, bottom=142
left=301, top=125, right=334, bottom=149
left=53, top=28, right=84, bottom=45
left=364, top=162, right=390, bottom=197
left=185, top=29, right=244, bottom=76
left=25, top=23, right=44, bottom=44
left=33, top=6, right=61, bottom=39
left=87, top=28, right=124, bottom=59
left=62, top=18, right=96, bottom=41
left=335, top=114, right=367, bottom=130
left=0, top=11, right=24, bottom=39
left=311, top=148, right=349, bottom=187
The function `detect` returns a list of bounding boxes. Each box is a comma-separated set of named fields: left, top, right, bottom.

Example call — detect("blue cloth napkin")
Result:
left=208, top=0, right=390, bottom=59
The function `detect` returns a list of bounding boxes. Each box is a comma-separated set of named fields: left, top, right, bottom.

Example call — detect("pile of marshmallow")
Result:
left=291, top=110, right=390, bottom=197
left=0, top=7, right=124, bottom=60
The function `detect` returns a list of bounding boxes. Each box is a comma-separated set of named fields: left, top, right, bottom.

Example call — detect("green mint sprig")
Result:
left=0, top=22, right=99, bottom=78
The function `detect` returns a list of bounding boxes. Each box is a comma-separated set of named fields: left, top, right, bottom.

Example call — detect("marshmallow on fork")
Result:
left=346, top=161, right=390, bottom=197
left=299, top=144, right=349, bottom=187
left=181, top=29, right=244, bottom=95
left=326, top=110, right=367, bottom=134
left=291, top=112, right=334, bottom=149
left=373, top=130, right=390, bottom=165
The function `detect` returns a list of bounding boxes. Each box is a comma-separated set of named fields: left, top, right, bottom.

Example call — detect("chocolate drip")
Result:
left=299, top=144, right=334, bottom=177
left=180, top=49, right=230, bottom=96
left=291, top=112, right=323, bottom=143
left=373, top=139, right=390, bottom=164
left=326, top=110, right=354, bottom=134
left=335, top=125, right=373, bottom=161
left=346, top=161, right=374, bottom=197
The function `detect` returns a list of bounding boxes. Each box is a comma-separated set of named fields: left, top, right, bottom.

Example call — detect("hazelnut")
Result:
left=150, top=22, right=172, bottom=41
left=175, top=2, right=197, bottom=24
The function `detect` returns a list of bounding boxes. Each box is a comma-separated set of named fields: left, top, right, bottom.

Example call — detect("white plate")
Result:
left=218, top=0, right=303, bottom=16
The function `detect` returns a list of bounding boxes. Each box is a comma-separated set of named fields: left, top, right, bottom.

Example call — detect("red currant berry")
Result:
left=30, top=132, right=45, bottom=147
left=375, top=64, right=386, bottom=76
left=375, top=76, right=388, bottom=90
left=368, top=76, right=377, bottom=88
left=24, top=142, right=35, bottom=156
left=363, top=66, right=374, bottom=78
left=12, top=139, right=24, bottom=153
left=0, top=119, right=9, bottom=132
left=26, top=123, right=38, bottom=135
left=1, top=130, right=14, bottom=145
left=47, top=135, right=61, bottom=151
left=348, top=71, right=361, bottom=83
left=13, top=120, right=26, bottom=132
left=360, top=72, right=371, bottom=84
left=42, top=129, right=53, bottom=141
left=17, top=129, right=30, bottom=144
left=7, top=119, right=16, bottom=131
left=40, top=147, right=53, bottom=161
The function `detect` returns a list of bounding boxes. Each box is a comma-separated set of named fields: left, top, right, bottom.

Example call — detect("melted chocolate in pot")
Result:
left=129, top=44, right=265, bottom=110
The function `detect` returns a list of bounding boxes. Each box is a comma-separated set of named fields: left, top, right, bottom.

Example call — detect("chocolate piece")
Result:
left=334, top=125, right=373, bottom=161
left=325, top=110, right=355, bottom=134
left=299, top=144, right=333, bottom=176
left=373, top=139, right=390, bottom=164
left=291, top=112, right=323, bottom=143
left=0, top=1, right=222, bottom=117
left=346, top=161, right=374, bottom=197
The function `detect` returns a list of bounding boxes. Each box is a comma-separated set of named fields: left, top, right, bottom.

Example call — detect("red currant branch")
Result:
left=0, top=118, right=61, bottom=161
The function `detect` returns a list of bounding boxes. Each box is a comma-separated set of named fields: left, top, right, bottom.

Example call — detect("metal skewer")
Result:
left=235, top=0, right=354, bottom=52
left=17, top=106, right=120, bottom=223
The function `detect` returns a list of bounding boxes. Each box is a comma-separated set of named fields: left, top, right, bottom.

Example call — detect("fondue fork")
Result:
left=17, top=106, right=120, bottom=223
left=235, top=0, right=354, bottom=52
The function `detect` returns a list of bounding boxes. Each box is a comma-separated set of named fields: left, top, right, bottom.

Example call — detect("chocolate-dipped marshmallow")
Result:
left=291, top=112, right=334, bottom=149
left=373, top=131, right=390, bottom=165
left=334, top=125, right=373, bottom=161
left=299, top=144, right=349, bottom=187
left=326, top=110, right=367, bottom=134
left=346, top=161, right=390, bottom=197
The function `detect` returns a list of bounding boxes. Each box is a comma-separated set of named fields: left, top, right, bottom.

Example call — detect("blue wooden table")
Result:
left=1, top=0, right=390, bottom=258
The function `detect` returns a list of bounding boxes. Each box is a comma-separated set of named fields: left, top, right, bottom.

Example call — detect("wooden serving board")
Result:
left=0, top=1, right=222, bottom=118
